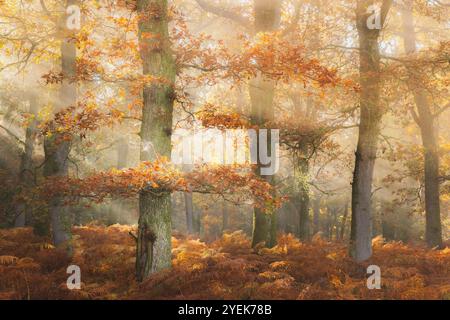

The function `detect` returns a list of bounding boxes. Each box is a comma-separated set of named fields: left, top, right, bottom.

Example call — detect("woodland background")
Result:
left=0, top=0, right=449, bottom=300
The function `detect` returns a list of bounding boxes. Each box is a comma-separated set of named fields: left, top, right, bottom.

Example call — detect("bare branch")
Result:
left=408, top=104, right=421, bottom=126
left=39, top=0, right=51, bottom=17
left=433, top=102, right=450, bottom=118
left=380, top=0, right=393, bottom=27
left=0, top=124, right=25, bottom=146
left=129, top=231, right=138, bottom=242
left=194, top=0, right=251, bottom=30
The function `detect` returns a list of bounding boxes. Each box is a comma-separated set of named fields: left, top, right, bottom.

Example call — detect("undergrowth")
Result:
left=0, top=226, right=449, bottom=300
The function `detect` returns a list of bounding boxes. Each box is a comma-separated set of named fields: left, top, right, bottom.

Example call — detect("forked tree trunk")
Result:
left=250, top=0, right=281, bottom=249
left=44, top=0, right=78, bottom=252
left=350, top=0, right=391, bottom=262
left=401, top=1, right=442, bottom=249
left=136, top=0, right=176, bottom=281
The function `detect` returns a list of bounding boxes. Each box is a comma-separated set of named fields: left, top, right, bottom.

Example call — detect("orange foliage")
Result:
left=39, top=103, right=114, bottom=142
left=21, top=159, right=281, bottom=211
left=0, top=226, right=449, bottom=300
left=198, top=104, right=251, bottom=129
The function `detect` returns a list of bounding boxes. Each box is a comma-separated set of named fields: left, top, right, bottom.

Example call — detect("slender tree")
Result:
left=350, top=0, right=392, bottom=261
left=14, top=94, right=38, bottom=227
left=400, top=0, right=443, bottom=249
left=111, top=137, right=129, bottom=224
left=312, top=196, right=321, bottom=235
left=340, top=201, right=350, bottom=240
left=222, top=201, right=229, bottom=233
left=184, top=191, right=194, bottom=234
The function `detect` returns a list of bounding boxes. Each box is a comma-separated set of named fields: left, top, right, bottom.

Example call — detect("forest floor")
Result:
left=0, top=225, right=449, bottom=300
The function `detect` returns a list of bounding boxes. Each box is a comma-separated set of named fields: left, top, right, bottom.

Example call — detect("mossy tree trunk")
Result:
left=136, top=0, right=176, bottom=282
left=250, top=0, right=281, bottom=249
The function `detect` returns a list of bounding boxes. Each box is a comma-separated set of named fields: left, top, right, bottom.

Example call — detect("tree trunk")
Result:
left=137, top=193, right=172, bottom=281
left=44, top=0, right=78, bottom=252
left=350, top=0, right=391, bottom=262
left=193, top=209, right=201, bottom=235
left=14, top=95, right=38, bottom=227
left=222, top=201, right=229, bottom=233
left=295, top=156, right=310, bottom=241
left=136, top=0, right=176, bottom=281
left=110, top=137, right=129, bottom=224
left=382, top=213, right=394, bottom=241
left=184, top=192, right=194, bottom=234
left=401, top=1, right=442, bottom=249
left=331, top=207, right=339, bottom=240
left=277, top=202, right=290, bottom=233
left=292, top=95, right=313, bottom=241
left=326, top=206, right=332, bottom=240
left=340, top=202, right=349, bottom=240
left=282, top=201, right=297, bottom=234
left=312, top=196, right=321, bottom=235
left=117, top=137, right=129, bottom=169
left=250, top=0, right=281, bottom=249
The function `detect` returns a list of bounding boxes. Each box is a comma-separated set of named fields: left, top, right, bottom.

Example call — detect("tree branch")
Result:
left=433, top=102, right=450, bottom=118
left=39, top=0, right=52, bottom=17
left=0, top=124, right=25, bottom=146
left=408, top=104, right=421, bottom=126
left=129, top=231, right=138, bottom=242
left=380, top=0, right=393, bottom=28
left=194, top=0, right=251, bottom=30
